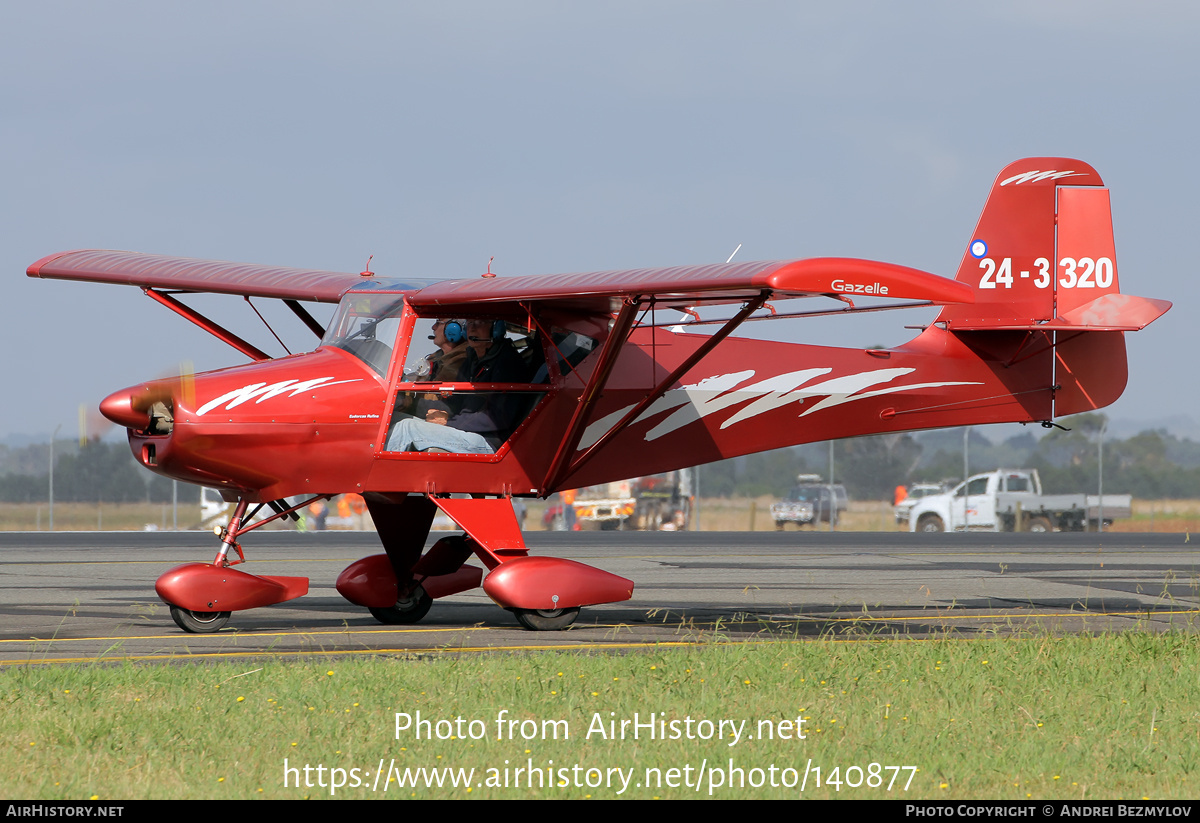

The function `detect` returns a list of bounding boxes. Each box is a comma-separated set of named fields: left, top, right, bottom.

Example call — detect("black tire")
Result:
left=369, top=588, right=433, bottom=625
left=775, top=521, right=785, bottom=531
left=170, top=605, right=231, bottom=634
left=917, top=515, right=945, bottom=533
left=1027, top=516, right=1054, bottom=534
left=513, top=607, right=581, bottom=631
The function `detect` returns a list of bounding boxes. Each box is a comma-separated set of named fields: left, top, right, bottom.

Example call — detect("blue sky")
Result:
left=3, top=2, right=1195, bottom=440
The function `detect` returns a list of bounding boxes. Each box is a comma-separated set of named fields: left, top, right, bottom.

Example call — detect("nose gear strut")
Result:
left=157, top=494, right=325, bottom=633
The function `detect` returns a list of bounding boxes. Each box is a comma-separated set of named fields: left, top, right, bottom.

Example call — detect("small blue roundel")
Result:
left=970, top=240, right=988, bottom=259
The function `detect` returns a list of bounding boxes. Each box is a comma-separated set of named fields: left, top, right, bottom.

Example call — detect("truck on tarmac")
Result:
left=907, top=468, right=1130, bottom=533
left=570, top=471, right=694, bottom=530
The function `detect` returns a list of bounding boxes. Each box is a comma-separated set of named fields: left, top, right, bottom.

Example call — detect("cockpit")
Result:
left=323, top=289, right=604, bottom=456
left=321, top=292, right=407, bottom=376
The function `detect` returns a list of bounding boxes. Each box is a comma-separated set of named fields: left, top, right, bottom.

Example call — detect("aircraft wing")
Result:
left=406, top=257, right=975, bottom=312
left=29, top=251, right=973, bottom=310
left=25, top=249, right=435, bottom=303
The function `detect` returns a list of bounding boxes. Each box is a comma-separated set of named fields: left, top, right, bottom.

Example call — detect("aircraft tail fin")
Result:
left=934, top=157, right=1169, bottom=416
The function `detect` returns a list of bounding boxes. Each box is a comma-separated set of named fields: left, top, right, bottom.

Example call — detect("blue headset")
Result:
left=443, top=320, right=465, bottom=344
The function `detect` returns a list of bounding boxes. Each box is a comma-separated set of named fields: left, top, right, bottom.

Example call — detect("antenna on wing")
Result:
left=483, top=257, right=496, bottom=278
left=673, top=245, right=742, bottom=333
left=360, top=255, right=374, bottom=278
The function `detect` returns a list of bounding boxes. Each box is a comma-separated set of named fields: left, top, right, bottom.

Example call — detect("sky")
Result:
left=2, top=1, right=1196, bottom=442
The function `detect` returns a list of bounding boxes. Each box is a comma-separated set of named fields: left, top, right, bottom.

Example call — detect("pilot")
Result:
left=387, top=318, right=528, bottom=453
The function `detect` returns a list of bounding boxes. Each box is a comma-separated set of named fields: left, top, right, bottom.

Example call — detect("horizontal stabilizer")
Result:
left=949, top=294, right=1171, bottom=332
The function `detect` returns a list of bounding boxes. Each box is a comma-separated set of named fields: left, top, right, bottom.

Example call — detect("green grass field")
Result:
left=4, top=633, right=1199, bottom=800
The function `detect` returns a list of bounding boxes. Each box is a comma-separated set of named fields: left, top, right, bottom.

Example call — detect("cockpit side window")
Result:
left=383, top=317, right=549, bottom=454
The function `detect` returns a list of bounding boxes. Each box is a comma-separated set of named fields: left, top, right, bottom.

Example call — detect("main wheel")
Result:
left=368, top=588, right=433, bottom=625
left=513, top=607, right=581, bottom=631
left=170, top=605, right=231, bottom=634
left=1027, top=516, right=1054, bottom=534
left=917, top=515, right=945, bottom=533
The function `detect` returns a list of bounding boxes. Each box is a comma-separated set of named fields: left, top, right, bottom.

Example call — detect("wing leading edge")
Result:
left=26, top=250, right=432, bottom=303
left=404, top=257, right=975, bottom=312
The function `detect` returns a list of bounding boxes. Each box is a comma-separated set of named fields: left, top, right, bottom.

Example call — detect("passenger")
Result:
left=397, top=319, right=468, bottom=419
left=422, top=319, right=468, bottom=382
left=387, top=318, right=527, bottom=453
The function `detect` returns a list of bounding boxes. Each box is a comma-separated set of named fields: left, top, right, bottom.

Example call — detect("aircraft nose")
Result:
left=99, top=381, right=176, bottom=434
left=99, top=388, right=151, bottom=430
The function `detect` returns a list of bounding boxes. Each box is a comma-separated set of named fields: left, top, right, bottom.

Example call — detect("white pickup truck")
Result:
left=907, top=469, right=1130, bottom=533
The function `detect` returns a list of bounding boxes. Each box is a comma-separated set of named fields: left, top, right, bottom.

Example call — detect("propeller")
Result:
left=98, top=361, right=195, bottom=435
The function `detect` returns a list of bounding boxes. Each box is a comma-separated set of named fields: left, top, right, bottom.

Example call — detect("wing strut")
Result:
left=285, top=299, right=327, bottom=339
left=143, top=288, right=271, bottom=362
left=555, top=291, right=770, bottom=487
left=542, top=298, right=641, bottom=491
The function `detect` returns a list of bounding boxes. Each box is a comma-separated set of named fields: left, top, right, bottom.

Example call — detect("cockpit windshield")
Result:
left=321, top=293, right=407, bottom=375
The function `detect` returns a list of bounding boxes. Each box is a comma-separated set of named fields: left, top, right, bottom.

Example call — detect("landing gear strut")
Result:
left=340, top=495, right=636, bottom=632
left=156, top=496, right=317, bottom=633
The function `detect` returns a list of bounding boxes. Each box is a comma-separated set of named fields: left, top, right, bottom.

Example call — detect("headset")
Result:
left=466, top=319, right=508, bottom=342
left=429, top=319, right=466, bottom=344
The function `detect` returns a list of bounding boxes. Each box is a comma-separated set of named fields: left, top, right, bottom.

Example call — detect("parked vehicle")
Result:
left=572, top=481, right=637, bottom=530
left=907, top=469, right=1131, bottom=533
left=894, top=482, right=948, bottom=525
left=629, top=472, right=693, bottom=530
left=772, top=475, right=849, bottom=529
left=569, top=471, right=694, bottom=530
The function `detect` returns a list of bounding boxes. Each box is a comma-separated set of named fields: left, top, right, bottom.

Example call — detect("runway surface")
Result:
left=2, top=530, right=1198, bottom=664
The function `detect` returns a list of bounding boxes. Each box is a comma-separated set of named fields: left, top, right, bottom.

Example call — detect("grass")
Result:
left=4, top=633, right=1200, bottom=799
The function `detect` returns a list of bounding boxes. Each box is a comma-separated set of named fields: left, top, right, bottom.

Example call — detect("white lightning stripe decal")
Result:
left=713, top=368, right=833, bottom=428
left=197, top=377, right=362, bottom=416
left=720, top=367, right=908, bottom=424
left=644, top=369, right=829, bottom=441
left=575, top=367, right=986, bottom=450
left=790, top=368, right=916, bottom=418
left=577, top=370, right=753, bottom=449
left=999, top=169, right=1082, bottom=186
left=815, top=380, right=984, bottom=406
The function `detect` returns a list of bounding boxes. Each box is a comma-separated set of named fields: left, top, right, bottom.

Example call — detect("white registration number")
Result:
left=977, top=257, right=1113, bottom=290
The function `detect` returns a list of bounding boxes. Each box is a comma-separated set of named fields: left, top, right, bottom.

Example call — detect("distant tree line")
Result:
left=0, top=439, right=200, bottom=503
left=699, top=414, right=1200, bottom=502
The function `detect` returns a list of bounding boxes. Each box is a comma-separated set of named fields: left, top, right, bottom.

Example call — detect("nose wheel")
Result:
left=169, top=605, right=231, bottom=634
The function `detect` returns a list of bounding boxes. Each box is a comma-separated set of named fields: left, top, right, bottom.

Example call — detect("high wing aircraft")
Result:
left=27, top=157, right=1170, bottom=633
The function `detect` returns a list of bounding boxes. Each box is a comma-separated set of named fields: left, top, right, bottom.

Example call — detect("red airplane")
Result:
left=27, top=157, right=1169, bottom=633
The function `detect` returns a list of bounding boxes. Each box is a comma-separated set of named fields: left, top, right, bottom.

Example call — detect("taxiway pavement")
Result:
left=1, top=530, right=1197, bottom=664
